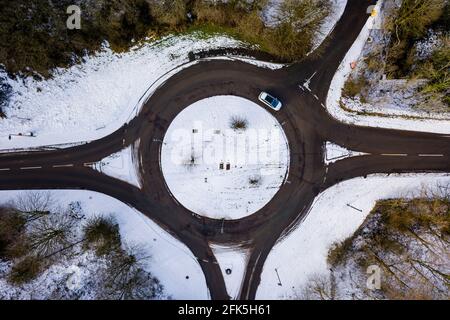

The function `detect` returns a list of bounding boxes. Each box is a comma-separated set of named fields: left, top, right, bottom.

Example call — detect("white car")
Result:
left=258, top=92, right=282, bottom=111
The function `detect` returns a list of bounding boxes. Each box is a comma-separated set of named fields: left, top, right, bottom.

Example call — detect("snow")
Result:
left=0, top=190, right=210, bottom=300
left=161, top=95, right=289, bottom=220
left=0, top=35, right=244, bottom=150
left=324, top=141, right=368, bottom=164
left=326, top=0, right=450, bottom=134
left=261, top=0, right=283, bottom=28
left=256, top=173, right=450, bottom=299
left=220, top=56, right=285, bottom=70
left=312, top=0, right=348, bottom=51
left=90, top=145, right=142, bottom=188
left=210, top=243, right=250, bottom=300
left=415, top=29, right=445, bottom=61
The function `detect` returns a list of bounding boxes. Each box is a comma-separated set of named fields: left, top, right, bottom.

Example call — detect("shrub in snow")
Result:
left=8, top=255, right=42, bottom=285
left=249, top=175, right=262, bottom=187
left=83, top=215, right=121, bottom=257
left=229, top=115, right=249, bottom=131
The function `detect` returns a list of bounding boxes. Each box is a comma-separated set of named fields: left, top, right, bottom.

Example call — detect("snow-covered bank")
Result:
left=326, top=0, right=450, bottom=134
left=256, top=173, right=450, bottom=299
left=0, top=35, right=244, bottom=150
left=0, top=190, right=209, bottom=300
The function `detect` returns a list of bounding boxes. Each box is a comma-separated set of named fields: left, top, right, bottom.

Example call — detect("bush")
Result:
left=385, top=0, right=446, bottom=78
left=8, top=255, right=42, bottom=285
left=0, top=207, right=27, bottom=260
left=229, top=115, right=248, bottom=131
left=83, top=216, right=122, bottom=256
left=249, top=175, right=262, bottom=186
left=342, top=76, right=368, bottom=100
left=327, top=238, right=353, bottom=266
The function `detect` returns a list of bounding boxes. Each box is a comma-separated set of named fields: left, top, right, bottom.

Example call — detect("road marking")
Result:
left=20, top=166, right=42, bottom=170
left=313, top=94, right=319, bottom=100
left=381, top=153, right=408, bottom=157
left=321, top=103, right=326, bottom=108
left=83, top=162, right=95, bottom=167
left=53, top=164, right=74, bottom=168
left=0, top=168, right=11, bottom=171
left=245, top=252, right=262, bottom=300
left=418, top=154, right=444, bottom=157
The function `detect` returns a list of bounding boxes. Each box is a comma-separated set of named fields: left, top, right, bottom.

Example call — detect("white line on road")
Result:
left=20, top=166, right=42, bottom=170
left=0, top=168, right=11, bottom=171
left=418, top=154, right=444, bottom=157
left=52, top=164, right=74, bottom=168
left=381, top=154, right=408, bottom=157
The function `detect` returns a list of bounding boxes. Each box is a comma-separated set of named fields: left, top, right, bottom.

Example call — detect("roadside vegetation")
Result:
left=0, top=191, right=163, bottom=300
left=341, top=0, right=449, bottom=113
left=0, top=0, right=331, bottom=78
left=296, top=184, right=450, bottom=300
left=385, top=0, right=449, bottom=107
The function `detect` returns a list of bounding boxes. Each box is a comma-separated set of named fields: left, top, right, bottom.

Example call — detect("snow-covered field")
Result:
left=0, top=35, right=244, bottom=150
left=326, top=0, right=450, bottom=134
left=0, top=190, right=209, bottom=300
left=161, top=96, right=289, bottom=220
left=256, top=173, right=450, bottom=299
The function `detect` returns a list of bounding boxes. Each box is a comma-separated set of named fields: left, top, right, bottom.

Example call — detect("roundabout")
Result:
left=160, top=95, right=290, bottom=220
left=1, top=0, right=449, bottom=300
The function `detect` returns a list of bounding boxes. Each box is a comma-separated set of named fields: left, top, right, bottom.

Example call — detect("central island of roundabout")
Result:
left=160, top=95, right=290, bottom=220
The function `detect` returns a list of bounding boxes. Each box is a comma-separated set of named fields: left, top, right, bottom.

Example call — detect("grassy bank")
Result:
left=0, top=0, right=331, bottom=78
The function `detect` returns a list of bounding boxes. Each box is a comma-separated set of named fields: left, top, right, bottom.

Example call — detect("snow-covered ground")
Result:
left=326, top=0, right=450, bottom=134
left=161, top=96, right=290, bottom=220
left=0, top=35, right=245, bottom=150
left=324, top=141, right=368, bottom=164
left=0, top=190, right=209, bottom=300
left=90, top=145, right=142, bottom=188
left=256, top=173, right=450, bottom=299
left=210, top=243, right=249, bottom=300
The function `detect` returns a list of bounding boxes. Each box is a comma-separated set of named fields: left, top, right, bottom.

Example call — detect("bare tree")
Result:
left=11, top=191, right=55, bottom=223
left=27, top=210, right=77, bottom=258
left=99, top=243, right=163, bottom=300
left=294, top=272, right=338, bottom=300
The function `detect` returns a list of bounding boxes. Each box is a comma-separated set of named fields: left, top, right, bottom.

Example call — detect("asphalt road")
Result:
left=1, top=0, right=449, bottom=300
